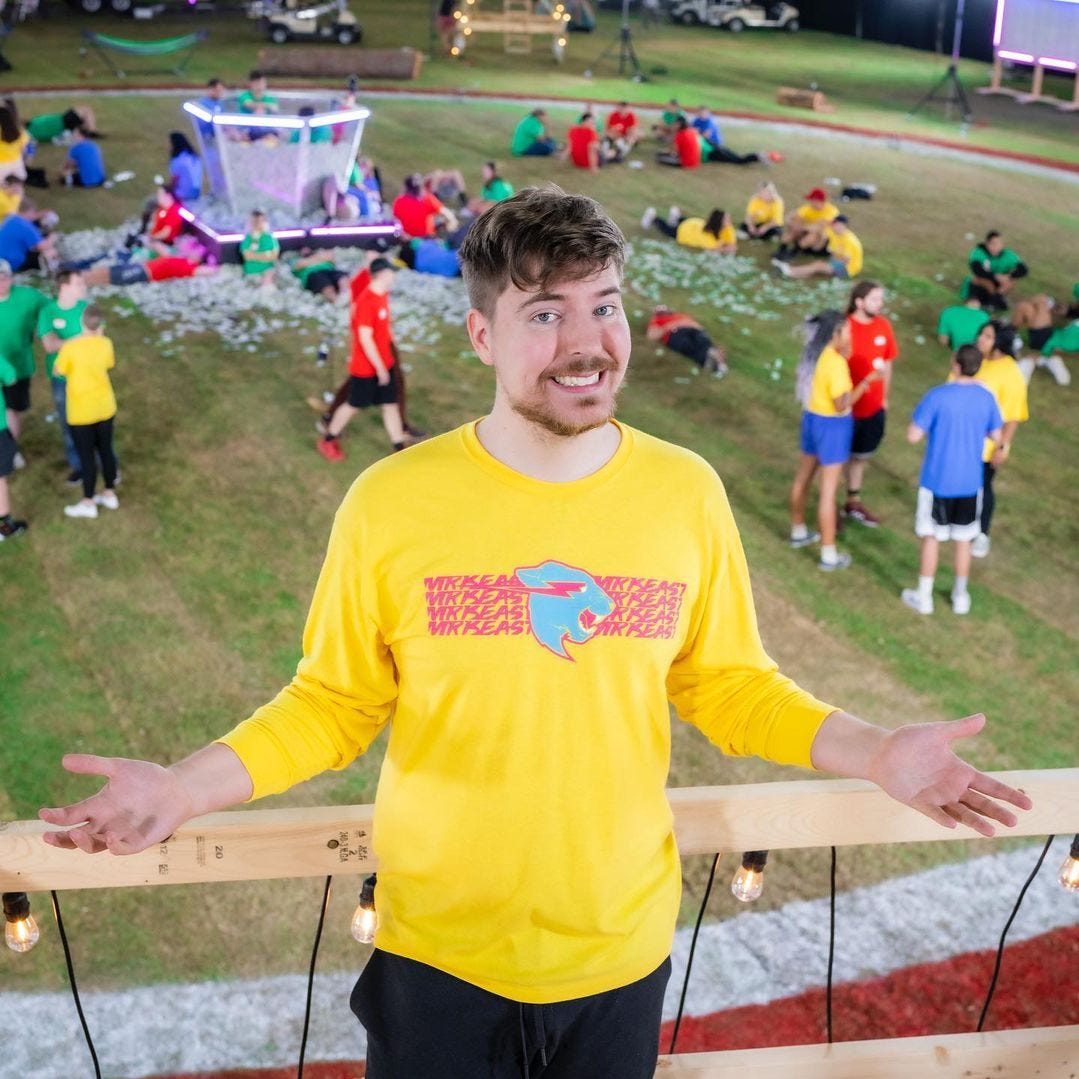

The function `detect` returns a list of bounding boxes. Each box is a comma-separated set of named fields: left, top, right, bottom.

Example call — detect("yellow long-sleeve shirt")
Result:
left=219, top=421, right=835, bottom=1003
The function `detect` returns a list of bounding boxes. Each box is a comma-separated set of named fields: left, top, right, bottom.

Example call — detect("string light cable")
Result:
left=297, top=875, right=334, bottom=1079
left=668, top=852, right=720, bottom=1055
left=49, top=890, right=103, bottom=1079
left=976, top=834, right=1055, bottom=1033
left=826, top=845, right=837, bottom=1045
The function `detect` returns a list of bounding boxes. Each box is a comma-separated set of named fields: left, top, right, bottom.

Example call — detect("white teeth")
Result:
left=553, top=372, right=601, bottom=387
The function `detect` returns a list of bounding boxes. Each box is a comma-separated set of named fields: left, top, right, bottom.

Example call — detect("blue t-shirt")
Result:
left=0, top=215, right=43, bottom=271
left=912, top=382, right=1002, bottom=497
left=68, top=140, right=106, bottom=187
left=196, top=96, right=223, bottom=138
left=413, top=239, right=460, bottom=277
left=691, top=116, right=721, bottom=146
left=170, top=150, right=204, bottom=202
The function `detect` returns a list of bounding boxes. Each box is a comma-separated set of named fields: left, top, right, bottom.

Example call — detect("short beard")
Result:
left=507, top=358, right=623, bottom=438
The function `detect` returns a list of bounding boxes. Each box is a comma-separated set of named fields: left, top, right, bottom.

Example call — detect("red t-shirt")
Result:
left=847, top=314, right=898, bottom=419
left=647, top=311, right=696, bottom=345
left=349, top=266, right=372, bottom=308
left=350, top=286, right=395, bottom=378
left=675, top=127, right=701, bottom=169
left=145, top=256, right=198, bottom=281
left=392, top=192, right=443, bottom=239
left=150, top=202, right=184, bottom=243
left=606, top=109, right=637, bottom=137
left=567, top=124, right=598, bottom=169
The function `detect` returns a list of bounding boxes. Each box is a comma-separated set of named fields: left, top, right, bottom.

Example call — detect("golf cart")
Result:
left=670, top=1, right=799, bottom=31
left=252, top=0, right=362, bottom=45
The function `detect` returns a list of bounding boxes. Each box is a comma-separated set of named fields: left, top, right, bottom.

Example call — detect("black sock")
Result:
left=847, top=489, right=860, bottom=501
left=323, top=433, right=337, bottom=442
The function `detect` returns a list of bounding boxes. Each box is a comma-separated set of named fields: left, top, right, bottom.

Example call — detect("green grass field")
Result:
left=1, top=21, right=1077, bottom=993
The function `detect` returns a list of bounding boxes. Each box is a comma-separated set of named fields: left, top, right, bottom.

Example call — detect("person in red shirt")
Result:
left=655, top=118, right=701, bottom=169
left=145, top=185, right=185, bottom=256
left=843, top=280, right=898, bottom=526
left=604, top=101, right=640, bottom=152
left=564, top=112, right=605, bottom=172
left=392, top=173, right=459, bottom=241
left=317, top=257, right=407, bottom=461
left=645, top=304, right=728, bottom=376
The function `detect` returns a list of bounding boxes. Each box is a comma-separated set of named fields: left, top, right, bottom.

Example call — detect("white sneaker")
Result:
left=640, top=206, right=656, bottom=230
left=789, top=529, right=820, bottom=549
left=971, top=533, right=990, bottom=559
left=901, top=588, right=933, bottom=615
left=772, top=257, right=792, bottom=277
left=736, top=228, right=749, bottom=240
left=64, top=500, right=98, bottom=519
left=94, top=491, right=119, bottom=510
left=12, top=451, right=26, bottom=470
left=819, top=552, right=852, bottom=571
left=1046, top=355, right=1071, bottom=386
left=1016, top=356, right=1035, bottom=383
left=666, top=205, right=681, bottom=228
left=951, top=591, right=972, bottom=615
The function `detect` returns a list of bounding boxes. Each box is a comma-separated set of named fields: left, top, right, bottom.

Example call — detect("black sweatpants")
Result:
left=981, top=460, right=996, bottom=535
left=70, top=418, right=117, bottom=500
left=351, top=950, right=671, bottom=1079
left=706, top=145, right=760, bottom=165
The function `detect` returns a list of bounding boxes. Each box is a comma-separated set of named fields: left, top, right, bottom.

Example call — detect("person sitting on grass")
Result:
left=961, top=230, right=1028, bottom=312
left=0, top=175, right=22, bottom=219
left=645, top=304, right=728, bottom=377
left=54, top=304, right=120, bottom=521
left=239, top=209, right=279, bottom=288
left=59, top=126, right=106, bottom=189
left=773, top=214, right=862, bottom=281
left=651, top=98, right=685, bottom=144
left=901, top=343, right=1002, bottom=617
left=742, top=180, right=784, bottom=241
left=564, top=112, right=619, bottom=172
left=424, top=168, right=469, bottom=208
left=774, top=186, right=839, bottom=260
left=788, top=309, right=882, bottom=571
left=0, top=97, right=29, bottom=183
left=0, top=349, right=28, bottom=541
left=937, top=291, right=991, bottom=350
left=655, top=117, right=701, bottom=170
left=237, top=69, right=279, bottom=141
left=693, top=106, right=761, bottom=165
left=604, top=101, right=640, bottom=153
left=168, top=131, right=203, bottom=203
left=138, top=184, right=185, bottom=257
left=288, top=247, right=349, bottom=301
left=26, top=105, right=102, bottom=144
left=1011, top=289, right=1074, bottom=386
left=510, top=108, right=557, bottom=157
left=467, top=161, right=514, bottom=217
left=399, top=226, right=461, bottom=277
left=641, top=205, right=736, bottom=255
left=392, top=173, right=459, bottom=242
left=0, top=198, right=58, bottom=272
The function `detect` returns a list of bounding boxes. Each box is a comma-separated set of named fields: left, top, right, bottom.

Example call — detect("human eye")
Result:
left=594, top=303, right=620, bottom=317
left=531, top=310, right=558, bottom=324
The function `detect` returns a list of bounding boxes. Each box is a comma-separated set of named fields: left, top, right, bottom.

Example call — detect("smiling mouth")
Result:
left=552, top=372, right=603, bottom=388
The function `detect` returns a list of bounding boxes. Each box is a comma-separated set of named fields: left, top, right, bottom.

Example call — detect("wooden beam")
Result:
left=653, top=1024, right=1079, bottom=1076
left=2, top=770, right=1074, bottom=892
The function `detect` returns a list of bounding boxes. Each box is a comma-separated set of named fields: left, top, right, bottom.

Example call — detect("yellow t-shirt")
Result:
left=826, top=227, right=863, bottom=277
left=675, top=217, right=734, bottom=251
left=974, top=354, right=1029, bottom=461
left=746, top=194, right=784, bottom=228
left=0, top=131, right=30, bottom=166
left=0, top=186, right=22, bottom=218
left=53, top=335, right=116, bottom=425
left=807, top=346, right=853, bottom=417
left=218, top=422, right=835, bottom=1004
left=796, top=200, right=838, bottom=224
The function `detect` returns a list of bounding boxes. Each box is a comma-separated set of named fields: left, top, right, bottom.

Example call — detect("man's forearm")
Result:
left=809, top=710, right=889, bottom=781
left=169, top=742, right=254, bottom=817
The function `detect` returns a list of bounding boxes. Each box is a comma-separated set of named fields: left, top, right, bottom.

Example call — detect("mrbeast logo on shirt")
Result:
left=424, top=561, right=686, bottom=660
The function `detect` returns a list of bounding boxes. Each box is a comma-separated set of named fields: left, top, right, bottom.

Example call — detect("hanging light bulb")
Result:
left=351, top=874, right=378, bottom=944
left=730, top=851, right=768, bottom=903
left=1060, top=836, right=1079, bottom=892
left=3, top=893, right=40, bottom=954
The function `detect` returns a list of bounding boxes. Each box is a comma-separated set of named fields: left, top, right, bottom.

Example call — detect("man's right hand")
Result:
left=376, top=368, right=391, bottom=387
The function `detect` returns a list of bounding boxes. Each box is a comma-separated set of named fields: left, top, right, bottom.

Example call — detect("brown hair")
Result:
left=954, top=343, right=982, bottom=377
left=457, top=184, right=625, bottom=317
left=82, top=304, right=105, bottom=332
left=845, top=279, right=881, bottom=315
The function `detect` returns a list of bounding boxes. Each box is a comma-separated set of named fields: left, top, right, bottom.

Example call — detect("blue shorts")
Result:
left=800, top=411, right=853, bottom=466
left=829, top=258, right=850, bottom=280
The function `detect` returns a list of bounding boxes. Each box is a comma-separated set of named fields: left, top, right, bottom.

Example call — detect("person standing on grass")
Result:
left=902, top=344, right=1002, bottom=617
left=239, top=210, right=279, bottom=288
left=789, top=309, right=883, bottom=570
left=842, top=281, right=898, bottom=528
left=969, top=320, right=1029, bottom=560
left=0, top=258, right=46, bottom=459
left=0, top=350, right=28, bottom=541
left=53, top=305, right=119, bottom=520
left=39, top=187, right=1032, bottom=1079
left=37, top=268, right=88, bottom=486
left=317, top=256, right=406, bottom=461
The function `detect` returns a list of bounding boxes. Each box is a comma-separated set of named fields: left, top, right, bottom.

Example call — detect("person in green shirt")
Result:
left=510, top=108, right=556, bottom=157
left=239, top=210, right=280, bottom=286
left=937, top=296, right=991, bottom=350
left=651, top=98, right=685, bottom=145
left=36, top=268, right=88, bottom=482
left=237, top=69, right=279, bottom=142
left=0, top=259, right=46, bottom=443
left=467, top=161, right=514, bottom=216
left=288, top=247, right=347, bottom=301
left=26, top=105, right=100, bottom=144
left=961, top=231, right=1028, bottom=312
left=0, top=351, right=28, bottom=541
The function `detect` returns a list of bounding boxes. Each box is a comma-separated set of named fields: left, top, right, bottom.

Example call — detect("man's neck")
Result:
left=477, top=405, right=622, bottom=483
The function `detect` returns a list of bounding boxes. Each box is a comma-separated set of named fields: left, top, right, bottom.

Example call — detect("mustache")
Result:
left=545, top=357, right=621, bottom=378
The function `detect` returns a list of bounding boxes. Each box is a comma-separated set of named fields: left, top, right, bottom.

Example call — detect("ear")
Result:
left=467, top=307, right=494, bottom=369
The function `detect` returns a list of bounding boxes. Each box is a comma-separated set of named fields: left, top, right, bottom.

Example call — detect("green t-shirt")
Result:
left=511, top=114, right=544, bottom=156
left=289, top=125, right=333, bottom=145
left=237, top=91, right=279, bottom=114
left=0, top=285, right=46, bottom=379
left=292, top=257, right=335, bottom=287
left=662, top=107, right=684, bottom=125
left=37, top=298, right=88, bottom=379
left=240, top=231, right=280, bottom=275
left=0, top=355, right=16, bottom=432
left=481, top=176, right=514, bottom=203
left=937, top=304, right=990, bottom=349
left=26, top=113, right=66, bottom=143
left=962, top=244, right=1023, bottom=298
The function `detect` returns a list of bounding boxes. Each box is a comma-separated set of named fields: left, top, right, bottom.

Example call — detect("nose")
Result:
left=561, top=308, right=613, bottom=359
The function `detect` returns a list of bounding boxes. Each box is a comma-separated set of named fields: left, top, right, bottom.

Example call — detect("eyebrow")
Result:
left=517, top=285, right=623, bottom=312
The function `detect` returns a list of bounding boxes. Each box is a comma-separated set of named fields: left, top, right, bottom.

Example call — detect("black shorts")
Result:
left=2, top=377, right=31, bottom=413
left=304, top=269, right=347, bottom=294
left=0, top=429, right=16, bottom=478
left=1027, top=326, right=1053, bottom=351
left=347, top=374, right=398, bottom=408
left=850, top=408, right=886, bottom=459
left=915, top=487, right=981, bottom=541
left=109, top=262, right=150, bottom=286
left=666, top=327, right=713, bottom=367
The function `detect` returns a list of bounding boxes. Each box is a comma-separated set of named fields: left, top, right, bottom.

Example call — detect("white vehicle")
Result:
left=670, top=1, right=799, bottom=31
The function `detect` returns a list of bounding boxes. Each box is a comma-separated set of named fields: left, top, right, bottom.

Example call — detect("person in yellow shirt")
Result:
left=0, top=176, right=22, bottom=219
left=775, top=185, right=839, bottom=260
left=789, top=310, right=882, bottom=570
left=52, top=305, right=120, bottom=520
left=40, top=187, right=1031, bottom=1079
left=0, top=100, right=30, bottom=182
left=640, top=205, right=736, bottom=255
left=774, top=215, right=863, bottom=281
left=969, top=319, right=1029, bottom=559
left=742, top=180, right=784, bottom=241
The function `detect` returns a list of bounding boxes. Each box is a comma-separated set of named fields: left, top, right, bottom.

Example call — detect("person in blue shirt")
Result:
left=901, top=344, right=1003, bottom=617
left=401, top=235, right=460, bottom=277
left=692, top=105, right=760, bottom=165
left=168, top=132, right=203, bottom=202
left=0, top=199, right=55, bottom=271
left=60, top=127, right=105, bottom=188
left=195, top=77, right=226, bottom=140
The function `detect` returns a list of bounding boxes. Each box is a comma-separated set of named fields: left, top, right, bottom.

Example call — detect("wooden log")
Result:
left=776, top=85, right=828, bottom=111
left=2, top=769, right=1074, bottom=893
left=653, top=1024, right=1079, bottom=1077
left=255, top=46, right=423, bottom=79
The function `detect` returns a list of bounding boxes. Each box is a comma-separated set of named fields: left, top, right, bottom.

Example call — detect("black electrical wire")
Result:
left=668, top=852, right=720, bottom=1055
left=976, top=834, right=1054, bottom=1033
left=49, top=890, right=102, bottom=1079
left=297, top=875, right=333, bottom=1079
left=826, top=845, right=837, bottom=1044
